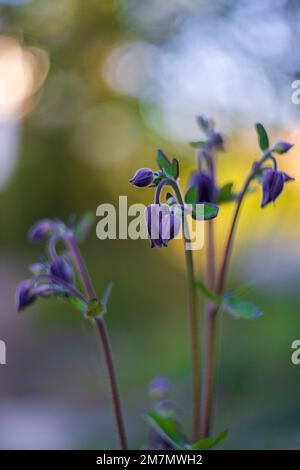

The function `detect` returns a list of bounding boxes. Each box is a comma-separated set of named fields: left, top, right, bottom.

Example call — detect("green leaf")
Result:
left=170, top=158, right=179, bottom=179
left=185, top=188, right=219, bottom=220
left=196, top=280, right=221, bottom=305
left=156, top=150, right=179, bottom=179
left=193, top=203, right=219, bottom=221
left=145, top=410, right=188, bottom=449
left=191, top=430, right=228, bottom=450
left=189, top=140, right=207, bottom=148
left=222, top=293, right=263, bottom=320
left=156, top=149, right=171, bottom=173
left=255, top=123, right=269, bottom=151
left=217, top=182, right=236, bottom=204
left=185, top=186, right=198, bottom=204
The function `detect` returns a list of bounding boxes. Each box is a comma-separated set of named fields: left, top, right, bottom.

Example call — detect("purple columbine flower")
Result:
left=130, top=168, right=154, bottom=187
left=145, top=204, right=181, bottom=248
left=187, top=171, right=216, bottom=203
left=50, top=256, right=74, bottom=284
left=28, top=219, right=56, bottom=242
left=261, top=169, right=294, bottom=208
left=16, top=279, right=36, bottom=311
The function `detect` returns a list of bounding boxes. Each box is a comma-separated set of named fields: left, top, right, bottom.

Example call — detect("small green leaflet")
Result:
left=222, top=293, right=263, bottom=320
left=184, top=187, right=219, bottom=220
left=171, top=158, right=179, bottom=179
left=217, top=182, right=236, bottom=204
left=255, top=123, right=269, bottom=151
left=156, top=149, right=171, bottom=173
left=196, top=281, right=263, bottom=320
left=145, top=410, right=228, bottom=450
left=145, top=410, right=188, bottom=449
left=201, top=204, right=219, bottom=220
left=156, top=150, right=179, bottom=179
left=191, top=430, right=228, bottom=450
left=189, top=140, right=207, bottom=148
left=185, top=186, right=197, bottom=204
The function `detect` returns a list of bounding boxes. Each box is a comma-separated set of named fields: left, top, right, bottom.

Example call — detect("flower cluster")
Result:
left=15, top=214, right=108, bottom=318
left=129, top=125, right=222, bottom=249
left=16, top=219, right=85, bottom=312
left=130, top=119, right=295, bottom=251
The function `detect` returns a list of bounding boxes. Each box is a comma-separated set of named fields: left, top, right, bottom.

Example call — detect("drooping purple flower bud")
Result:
left=272, top=141, right=294, bottom=154
left=261, top=169, right=294, bottom=208
left=187, top=171, right=216, bottom=203
left=28, top=219, right=55, bottom=242
left=50, top=257, right=74, bottom=285
left=130, top=168, right=154, bottom=187
left=16, top=280, right=36, bottom=311
left=145, top=204, right=181, bottom=248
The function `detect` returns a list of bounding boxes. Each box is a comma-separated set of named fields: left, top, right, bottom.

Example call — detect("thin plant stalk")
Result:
left=156, top=179, right=201, bottom=440
left=199, top=148, right=217, bottom=438
left=201, top=156, right=266, bottom=437
left=216, top=171, right=254, bottom=295
left=66, top=234, right=128, bottom=450
left=200, top=220, right=217, bottom=437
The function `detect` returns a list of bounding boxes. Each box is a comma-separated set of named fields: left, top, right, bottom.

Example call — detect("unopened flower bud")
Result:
left=50, top=257, right=74, bottom=285
left=130, top=168, right=154, bottom=187
left=28, top=219, right=56, bottom=242
left=272, top=141, right=294, bottom=154
left=16, top=280, right=36, bottom=311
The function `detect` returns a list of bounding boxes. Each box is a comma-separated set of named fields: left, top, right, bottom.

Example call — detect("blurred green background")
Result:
left=1, top=0, right=300, bottom=449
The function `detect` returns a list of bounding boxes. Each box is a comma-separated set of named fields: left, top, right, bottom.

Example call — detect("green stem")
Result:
left=216, top=171, right=255, bottom=295
left=200, top=151, right=268, bottom=437
left=200, top=220, right=216, bottom=437
left=66, top=235, right=128, bottom=450
left=157, top=179, right=201, bottom=440
left=197, top=147, right=217, bottom=438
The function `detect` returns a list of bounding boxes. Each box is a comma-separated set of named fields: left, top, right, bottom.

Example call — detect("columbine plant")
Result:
left=130, top=118, right=294, bottom=446
left=15, top=215, right=128, bottom=450
left=15, top=120, right=294, bottom=451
